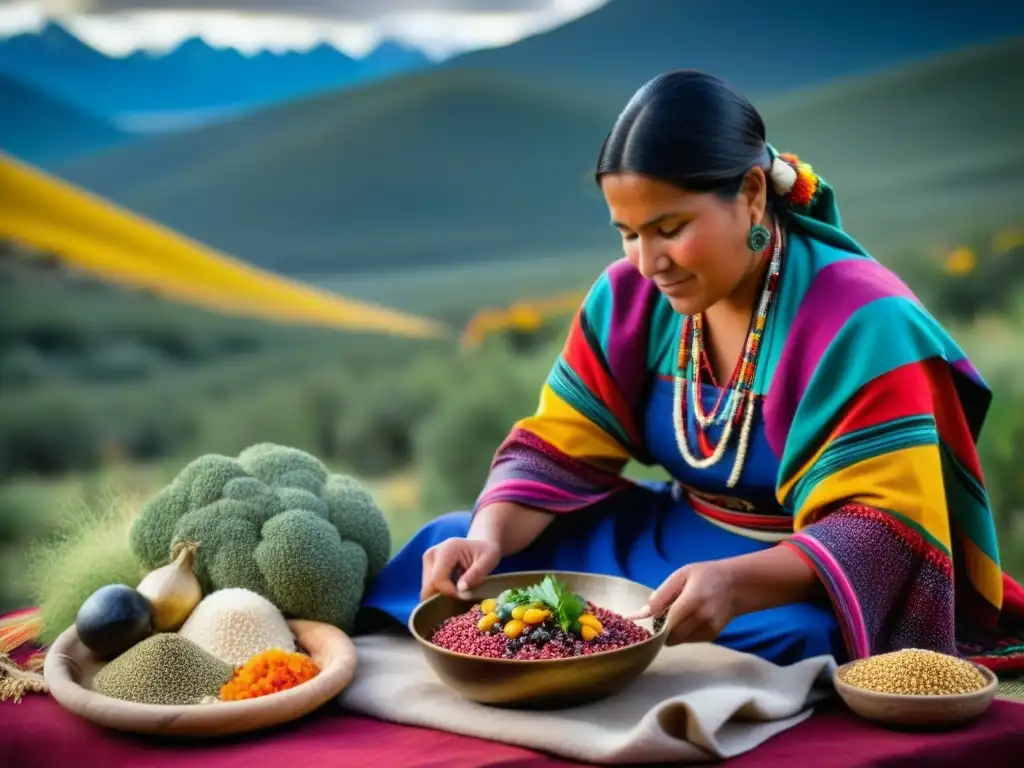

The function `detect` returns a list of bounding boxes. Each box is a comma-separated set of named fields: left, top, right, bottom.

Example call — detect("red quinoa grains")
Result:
left=431, top=601, right=652, bottom=660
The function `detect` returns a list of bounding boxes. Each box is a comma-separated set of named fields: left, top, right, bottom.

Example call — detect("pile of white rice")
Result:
left=178, top=587, right=296, bottom=666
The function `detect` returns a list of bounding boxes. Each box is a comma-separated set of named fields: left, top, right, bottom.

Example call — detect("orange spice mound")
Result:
left=219, top=648, right=320, bottom=701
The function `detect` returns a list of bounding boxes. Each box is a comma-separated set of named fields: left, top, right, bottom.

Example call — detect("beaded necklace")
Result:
left=672, top=220, right=783, bottom=488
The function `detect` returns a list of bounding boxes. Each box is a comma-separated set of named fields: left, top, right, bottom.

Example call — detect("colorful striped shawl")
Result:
left=475, top=211, right=1024, bottom=668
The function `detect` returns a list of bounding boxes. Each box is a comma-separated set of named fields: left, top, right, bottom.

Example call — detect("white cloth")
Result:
left=338, top=633, right=837, bottom=765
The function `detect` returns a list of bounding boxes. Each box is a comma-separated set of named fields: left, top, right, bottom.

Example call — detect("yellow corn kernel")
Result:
left=480, top=599, right=497, bottom=615
left=503, top=619, right=526, bottom=638
left=523, top=608, right=550, bottom=625
left=578, top=614, right=603, bottom=633
left=511, top=605, right=529, bottom=621
left=581, top=624, right=600, bottom=642
left=477, top=612, right=500, bottom=632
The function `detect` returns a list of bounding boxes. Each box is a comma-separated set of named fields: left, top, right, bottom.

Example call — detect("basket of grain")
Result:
left=833, top=649, right=997, bottom=730
left=43, top=586, right=357, bottom=737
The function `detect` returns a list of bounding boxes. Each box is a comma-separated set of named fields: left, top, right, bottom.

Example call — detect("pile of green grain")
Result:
left=93, top=634, right=233, bottom=705
left=838, top=649, right=989, bottom=695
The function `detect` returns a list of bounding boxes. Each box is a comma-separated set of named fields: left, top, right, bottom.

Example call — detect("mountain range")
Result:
left=0, top=22, right=430, bottom=130
left=52, top=38, right=1024, bottom=287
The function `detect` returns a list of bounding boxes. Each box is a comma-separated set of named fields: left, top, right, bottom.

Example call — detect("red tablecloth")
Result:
left=3, top=694, right=1024, bottom=767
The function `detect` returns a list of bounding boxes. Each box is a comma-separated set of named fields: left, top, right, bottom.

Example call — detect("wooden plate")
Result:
left=833, top=660, right=997, bottom=730
left=43, top=619, right=357, bottom=737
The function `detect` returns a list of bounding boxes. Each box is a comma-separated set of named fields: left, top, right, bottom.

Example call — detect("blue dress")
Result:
left=360, top=375, right=844, bottom=666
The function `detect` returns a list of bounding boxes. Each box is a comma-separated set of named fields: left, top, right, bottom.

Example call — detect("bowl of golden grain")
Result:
left=833, top=648, right=998, bottom=729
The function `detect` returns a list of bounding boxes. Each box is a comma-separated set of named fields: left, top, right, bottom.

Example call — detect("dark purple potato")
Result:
left=75, top=584, right=154, bottom=660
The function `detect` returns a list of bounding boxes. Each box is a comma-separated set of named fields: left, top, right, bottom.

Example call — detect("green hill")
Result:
left=0, top=74, right=131, bottom=164
left=57, top=69, right=618, bottom=279
left=445, top=0, right=1024, bottom=100
left=753, top=39, right=1024, bottom=247
left=55, top=38, right=1024, bottom=309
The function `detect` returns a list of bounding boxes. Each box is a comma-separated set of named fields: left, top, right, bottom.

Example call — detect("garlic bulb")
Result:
left=135, top=541, right=203, bottom=631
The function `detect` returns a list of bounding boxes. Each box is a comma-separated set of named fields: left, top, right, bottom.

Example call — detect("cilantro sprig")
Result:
left=497, top=574, right=586, bottom=634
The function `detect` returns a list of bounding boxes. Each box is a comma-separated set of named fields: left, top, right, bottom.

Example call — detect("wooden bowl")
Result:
left=43, top=619, right=357, bottom=737
left=833, top=659, right=998, bottom=730
left=409, top=570, right=668, bottom=708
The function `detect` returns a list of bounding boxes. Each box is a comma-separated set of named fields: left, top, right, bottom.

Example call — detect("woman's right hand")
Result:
left=421, top=537, right=502, bottom=601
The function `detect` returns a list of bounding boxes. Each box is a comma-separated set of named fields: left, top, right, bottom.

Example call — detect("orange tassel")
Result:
left=778, top=152, right=820, bottom=207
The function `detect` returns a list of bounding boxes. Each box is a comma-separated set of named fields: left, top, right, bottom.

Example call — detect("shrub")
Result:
left=0, top=387, right=104, bottom=478
left=333, top=355, right=453, bottom=478
left=413, top=340, right=552, bottom=515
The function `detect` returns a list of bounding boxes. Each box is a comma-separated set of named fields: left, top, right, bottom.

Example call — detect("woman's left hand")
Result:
left=629, top=561, right=739, bottom=645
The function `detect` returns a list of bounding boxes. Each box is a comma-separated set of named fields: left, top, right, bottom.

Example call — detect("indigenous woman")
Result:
left=362, top=70, right=1024, bottom=669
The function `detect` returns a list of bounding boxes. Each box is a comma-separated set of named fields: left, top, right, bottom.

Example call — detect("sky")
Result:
left=0, top=0, right=609, bottom=58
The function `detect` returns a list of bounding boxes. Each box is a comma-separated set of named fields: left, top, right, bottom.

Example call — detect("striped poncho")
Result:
left=475, top=200, right=1024, bottom=671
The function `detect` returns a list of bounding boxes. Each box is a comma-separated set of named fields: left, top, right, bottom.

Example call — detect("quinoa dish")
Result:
left=430, top=574, right=653, bottom=660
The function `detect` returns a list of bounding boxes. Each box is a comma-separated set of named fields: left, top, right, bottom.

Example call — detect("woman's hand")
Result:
left=630, top=561, right=739, bottom=645
left=629, top=546, right=824, bottom=645
left=420, top=537, right=502, bottom=601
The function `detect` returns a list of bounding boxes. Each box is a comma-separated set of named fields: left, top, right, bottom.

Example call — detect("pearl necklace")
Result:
left=672, top=221, right=783, bottom=488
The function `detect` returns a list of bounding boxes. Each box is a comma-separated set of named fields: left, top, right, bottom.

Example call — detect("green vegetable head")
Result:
left=129, top=443, right=392, bottom=632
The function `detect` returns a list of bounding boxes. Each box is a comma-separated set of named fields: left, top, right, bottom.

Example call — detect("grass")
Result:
left=23, top=489, right=150, bottom=645
left=53, top=39, right=1024, bottom=292
left=0, top=461, right=162, bottom=615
